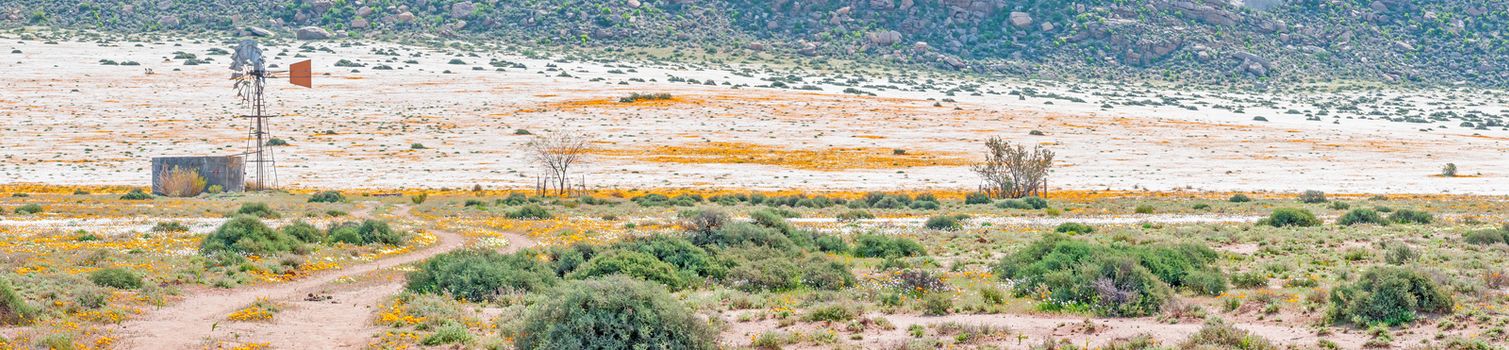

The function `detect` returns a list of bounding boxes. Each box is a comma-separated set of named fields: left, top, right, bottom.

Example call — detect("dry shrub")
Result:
left=159, top=166, right=207, bottom=197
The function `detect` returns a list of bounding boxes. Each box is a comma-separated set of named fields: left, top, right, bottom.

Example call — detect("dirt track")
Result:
left=113, top=204, right=535, bottom=349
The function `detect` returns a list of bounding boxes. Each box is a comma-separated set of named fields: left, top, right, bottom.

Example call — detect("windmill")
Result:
left=229, top=39, right=312, bottom=191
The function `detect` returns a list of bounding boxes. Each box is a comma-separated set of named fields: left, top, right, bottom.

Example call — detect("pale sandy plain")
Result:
left=1, top=31, right=1507, bottom=195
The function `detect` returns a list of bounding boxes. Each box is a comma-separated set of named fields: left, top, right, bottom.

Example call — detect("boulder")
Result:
left=356, top=6, right=373, bottom=17
left=1233, top=51, right=1273, bottom=76
left=798, top=42, right=819, bottom=56
left=627, top=0, right=641, bottom=8
left=395, top=12, right=415, bottom=23
left=1008, top=12, right=1033, bottom=28
left=311, top=0, right=334, bottom=13
left=451, top=2, right=476, bottom=18
left=940, top=55, right=967, bottom=69
left=246, top=26, right=275, bottom=37
left=158, top=15, right=181, bottom=27
left=1039, top=22, right=1054, bottom=32
left=295, top=26, right=333, bottom=40
left=351, top=17, right=369, bottom=29
left=867, top=30, right=902, bottom=46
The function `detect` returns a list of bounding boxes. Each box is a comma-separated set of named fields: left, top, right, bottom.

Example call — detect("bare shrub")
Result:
left=527, top=132, right=592, bottom=197
left=158, top=166, right=207, bottom=197
left=972, top=137, right=1053, bottom=199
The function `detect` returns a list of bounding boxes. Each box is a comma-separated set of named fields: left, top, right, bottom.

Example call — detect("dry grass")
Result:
left=158, top=166, right=206, bottom=197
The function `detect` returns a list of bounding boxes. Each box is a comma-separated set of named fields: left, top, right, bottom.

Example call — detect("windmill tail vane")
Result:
left=227, top=39, right=313, bottom=191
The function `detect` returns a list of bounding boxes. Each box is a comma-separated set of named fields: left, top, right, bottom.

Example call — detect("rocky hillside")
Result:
left=4, top=0, right=1507, bottom=87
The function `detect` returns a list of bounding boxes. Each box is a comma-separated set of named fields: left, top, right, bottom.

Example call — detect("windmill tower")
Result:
left=229, top=40, right=312, bottom=191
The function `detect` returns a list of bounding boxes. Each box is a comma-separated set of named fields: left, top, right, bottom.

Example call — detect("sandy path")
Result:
left=722, top=312, right=1370, bottom=349
left=878, top=313, right=1367, bottom=348
left=113, top=204, right=533, bottom=349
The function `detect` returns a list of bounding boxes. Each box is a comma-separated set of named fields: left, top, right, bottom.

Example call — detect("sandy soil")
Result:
left=110, top=204, right=535, bottom=349
left=2, top=34, right=1507, bottom=195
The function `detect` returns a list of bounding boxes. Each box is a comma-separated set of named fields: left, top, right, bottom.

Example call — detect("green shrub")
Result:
left=567, top=250, right=686, bottom=290
left=803, top=303, right=859, bottom=322
left=924, top=215, right=962, bottom=231
left=506, top=204, right=552, bottom=220
left=1328, top=267, right=1453, bottom=326
left=13, top=204, right=42, bottom=215
left=518, top=276, right=715, bottom=350
left=1134, top=204, right=1154, bottom=214
left=1338, top=209, right=1386, bottom=226
left=1299, top=190, right=1327, bottom=203
left=995, top=199, right=1033, bottom=210
left=813, top=234, right=849, bottom=253
left=406, top=249, right=557, bottom=302
left=1329, top=201, right=1351, bottom=210
left=275, top=221, right=320, bottom=243
left=328, top=220, right=405, bottom=245
left=722, top=247, right=853, bottom=291
left=151, top=221, right=189, bottom=233
left=677, top=209, right=729, bottom=234
left=993, top=234, right=1222, bottom=317
left=0, top=278, right=35, bottom=325
left=691, top=222, right=792, bottom=250
left=853, top=234, right=925, bottom=258
left=120, top=189, right=152, bottom=200
left=1383, top=244, right=1418, bottom=265
left=964, top=192, right=992, bottom=205
left=1179, top=319, right=1277, bottom=350
left=922, top=293, right=953, bottom=316
left=1022, top=197, right=1049, bottom=209
left=909, top=200, right=941, bottom=210
left=1463, top=229, right=1508, bottom=245
left=612, top=235, right=726, bottom=279
left=88, top=268, right=144, bottom=289
left=836, top=210, right=874, bottom=222
left=307, top=191, right=346, bottom=203
left=1230, top=272, right=1269, bottom=289
left=1054, top=222, right=1094, bottom=234
left=1388, top=209, right=1433, bottom=225
left=1228, top=194, right=1251, bottom=203
left=421, top=321, right=474, bottom=346
left=201, top=216, right=303, bottom=256
left=1182, top=270, right=1228, bottom=296
left=235, top=202, right=279, bottom=219
left=1262, top=208, right=1320, bottom=227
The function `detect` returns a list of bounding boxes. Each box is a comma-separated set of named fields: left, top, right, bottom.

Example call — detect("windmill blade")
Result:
left=230, top=40, right=265, bottom=73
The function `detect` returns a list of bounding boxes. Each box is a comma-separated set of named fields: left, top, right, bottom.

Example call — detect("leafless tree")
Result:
left=972, top=137, right=1054, bottom=199
left=527, top=131, right=593, bottom=197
